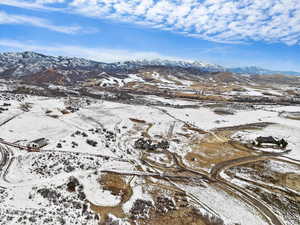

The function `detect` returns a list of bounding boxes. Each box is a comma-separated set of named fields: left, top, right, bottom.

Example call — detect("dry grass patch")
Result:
left=90, top=173, right=133, bottom=223
left=284, top=173, right=300, bottom=192
left=185, top=132, right=252, bottom=170
left=143, top=207, right=207, bottom=225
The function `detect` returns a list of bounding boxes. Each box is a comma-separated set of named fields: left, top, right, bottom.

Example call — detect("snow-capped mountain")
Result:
left=0, top=51, right=113, bottom=78
left=1, top=51, right=299, bottom=86
left=0, top=51, right=225, bottom=79
left=228, top=66, right=300, bottom=76
left=120, top=59, right=225, bottom=72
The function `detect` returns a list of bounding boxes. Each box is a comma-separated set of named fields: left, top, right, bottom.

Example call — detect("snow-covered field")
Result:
left=0, top=93, right=300, bottom=225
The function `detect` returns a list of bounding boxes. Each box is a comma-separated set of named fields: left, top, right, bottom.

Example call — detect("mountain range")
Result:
left=229, top=66, right=300, bottom=76
left=0, top=51, right=299, bottom=85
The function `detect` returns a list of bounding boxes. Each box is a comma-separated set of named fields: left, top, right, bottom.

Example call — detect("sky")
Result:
left=0, top=0, right=300, bottom=72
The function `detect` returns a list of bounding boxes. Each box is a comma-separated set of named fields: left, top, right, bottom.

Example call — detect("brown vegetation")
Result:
left=90, top=173, right=133, bottom=223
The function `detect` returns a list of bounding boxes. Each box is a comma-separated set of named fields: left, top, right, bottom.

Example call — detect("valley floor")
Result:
left=0, top=92, right=299, bottom=225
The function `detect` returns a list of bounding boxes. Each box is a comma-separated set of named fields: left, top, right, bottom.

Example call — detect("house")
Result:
left=27, top=138, right=49, bottom=149
left=254, top=136, right=288, bottom=149
left=213, top=107, right=235, bottom=115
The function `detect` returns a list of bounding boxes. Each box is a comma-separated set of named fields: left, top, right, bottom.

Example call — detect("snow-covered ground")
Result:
left=233, top=123, right=300, bottom=160
left=145, top=95, right=199, bottom=106
left=186, top=185, right=268, bottom=225
left=159, top=104, right=300, bottom=160
left=0, top=93, right=300, bottom=225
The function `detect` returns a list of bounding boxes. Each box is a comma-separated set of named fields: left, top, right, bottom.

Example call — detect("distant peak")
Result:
left=228, top=66, right=300, bottom=76
left=1, top=51, right=46, bottom=58
left=120, top=58, right=224, bottom=71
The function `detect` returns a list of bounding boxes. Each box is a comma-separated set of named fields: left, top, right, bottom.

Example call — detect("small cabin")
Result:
left=27, top=138, right=49, bottom=149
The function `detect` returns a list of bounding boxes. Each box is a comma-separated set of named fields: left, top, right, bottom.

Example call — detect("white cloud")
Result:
left=0, top=10, right=93, bottom=34
left=0, top=0, right=62, bottom=11
left=1, top=0, right=300, bottom=45
left=36, top=0, right=65, bottom=3
left=0, top=39, right=186, bottom=62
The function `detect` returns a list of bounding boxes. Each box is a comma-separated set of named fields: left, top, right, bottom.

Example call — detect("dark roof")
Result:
left=31, top=138, right=47, bottom=143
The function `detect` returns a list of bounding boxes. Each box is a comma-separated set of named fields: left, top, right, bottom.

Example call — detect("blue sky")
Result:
left=0, top=0, right=300, bottom=72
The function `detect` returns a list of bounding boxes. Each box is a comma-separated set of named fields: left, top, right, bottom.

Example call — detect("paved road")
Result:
left=0, top=144, right=13, bottom=186
left=141, top=145, right=286, bottom=225
left=210, top=152, right=288, bottom=225
left=0, top=145, right=9, bottom=170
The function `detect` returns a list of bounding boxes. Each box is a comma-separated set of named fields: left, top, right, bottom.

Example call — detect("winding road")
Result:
left=140, top=136, right=289, bottom=225
left=0, top=144, right=14, bottom=185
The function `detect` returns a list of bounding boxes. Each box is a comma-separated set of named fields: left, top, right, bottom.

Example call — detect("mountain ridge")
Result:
left=0, top=51, right=299, bottom=81
left=228, top=66, right=300, bottom=76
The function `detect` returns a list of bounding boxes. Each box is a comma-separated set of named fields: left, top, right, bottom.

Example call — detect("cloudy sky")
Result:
left=0, top=0, right=300, bottom=71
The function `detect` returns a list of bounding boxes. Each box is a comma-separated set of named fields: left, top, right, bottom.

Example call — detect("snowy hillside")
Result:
left=0, top=51, right=225, bottom=79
